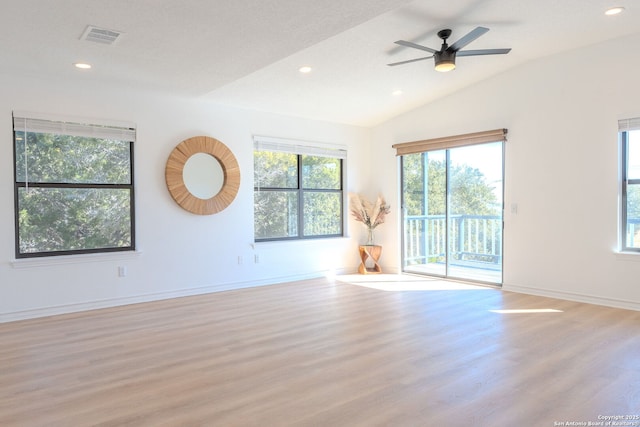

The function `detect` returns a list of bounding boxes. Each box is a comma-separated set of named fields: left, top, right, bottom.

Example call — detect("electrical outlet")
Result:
left=254, top=254, right=259, bottom=263
left=237, top=256, right=243, bottom=265
left=118, top=266, right=127, bottom=277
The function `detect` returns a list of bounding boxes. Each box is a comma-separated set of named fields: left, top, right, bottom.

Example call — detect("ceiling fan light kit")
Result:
left=434, top=52, right=456, bottom=72
left=388, top=26, right=511, bottom=72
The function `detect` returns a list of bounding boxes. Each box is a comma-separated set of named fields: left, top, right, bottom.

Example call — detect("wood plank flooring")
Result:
left=1, top=276, right=639, bottom=426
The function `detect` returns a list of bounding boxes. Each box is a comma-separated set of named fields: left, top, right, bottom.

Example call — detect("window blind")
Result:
left=13, top=114, right=136, bottom=142
left=392, top=128, right=507, bottom=156
left=253, top=135, right=347, bottom=159
left=618, top=117, right=640, bottom=132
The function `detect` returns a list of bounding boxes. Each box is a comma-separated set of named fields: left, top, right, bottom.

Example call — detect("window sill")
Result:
left=615, top=251, right=640, bottom=262
left=252, top=236, right=350, bottom=248
left=11, top=250, right=142, bottom=269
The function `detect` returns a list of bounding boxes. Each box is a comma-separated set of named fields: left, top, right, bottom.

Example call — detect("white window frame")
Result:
left=619, top=117, right=640, bottom=253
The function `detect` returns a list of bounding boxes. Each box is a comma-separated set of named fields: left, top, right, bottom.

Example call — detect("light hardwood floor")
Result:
left=1, top=276, right=639, bottom=426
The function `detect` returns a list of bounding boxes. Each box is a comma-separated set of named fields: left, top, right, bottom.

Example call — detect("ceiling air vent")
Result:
left=80, top=25, right=122, bottom=45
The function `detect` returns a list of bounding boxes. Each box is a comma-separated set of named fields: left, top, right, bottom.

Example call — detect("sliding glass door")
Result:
left=401, top=142, right=503, bottom=284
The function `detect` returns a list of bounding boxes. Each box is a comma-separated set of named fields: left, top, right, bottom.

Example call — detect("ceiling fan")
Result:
left=388, top=27, right=511, bottom=72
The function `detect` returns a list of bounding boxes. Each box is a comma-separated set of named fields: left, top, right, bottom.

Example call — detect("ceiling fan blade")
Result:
left=387, top=56, right=433, bottom=66
left=457, top=48, right=511, bottom=57
left=448, top=26, right=489, bottom=52
left=394, top=40, right=437, bottom=54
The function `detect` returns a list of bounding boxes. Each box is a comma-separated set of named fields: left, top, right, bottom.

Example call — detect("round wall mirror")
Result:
left=183, top=153, right=224, bottom=199
left=165, top=136, right=240, bottom=215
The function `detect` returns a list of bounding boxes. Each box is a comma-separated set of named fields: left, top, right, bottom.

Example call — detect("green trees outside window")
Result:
left=13, top=117, right=135, bottom=258
left=402, top=155, right=500, bottom=218
left=254, top=149, right=343, bottom=241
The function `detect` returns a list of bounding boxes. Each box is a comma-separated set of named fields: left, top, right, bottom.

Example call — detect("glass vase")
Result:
left=366, top=227, right=375, bottom=245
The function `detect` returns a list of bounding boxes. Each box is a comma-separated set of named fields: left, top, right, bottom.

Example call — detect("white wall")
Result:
left=0, top=73, right=373, bottom=321
left=371, top=32, right=640, bottom=310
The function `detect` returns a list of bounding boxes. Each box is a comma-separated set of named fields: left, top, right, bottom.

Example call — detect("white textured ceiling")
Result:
left=1, top=0, right=638, bottom=126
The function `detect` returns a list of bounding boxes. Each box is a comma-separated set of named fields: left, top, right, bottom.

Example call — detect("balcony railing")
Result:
left=628, top=218, right=640, bottom=248
left=406, top=215, right=640, bottom=269
left=404, top=214, right=502, bottom=269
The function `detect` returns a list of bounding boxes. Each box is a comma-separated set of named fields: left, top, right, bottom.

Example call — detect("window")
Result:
left=13, top=113, right=136, bottom=258
left=253, top=137, right=346, bottom=241
left=620, top=118, right=640, bottom=251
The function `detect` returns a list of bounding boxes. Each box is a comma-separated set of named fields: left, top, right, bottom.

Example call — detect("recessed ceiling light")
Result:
left=74, top=62, right=92, bottom=69
left=299, top=66, right=312, bottom=73
left=605, top=6, right=625, bottom=15
left=392, top=90, right=403, bottom=96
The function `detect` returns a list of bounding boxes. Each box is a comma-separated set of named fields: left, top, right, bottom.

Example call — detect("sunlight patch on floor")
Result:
left=489, top=308, right=563, bottom=314
left=334, top=274, right=493, bottom=292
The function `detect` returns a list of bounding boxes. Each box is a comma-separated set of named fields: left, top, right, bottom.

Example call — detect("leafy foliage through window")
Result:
left=254, top=139, right=345, bottom=241
left=402, top=154, right=500, bottom=217
left=13, top=114, right=135, bottom=258
left=620, top=118, right=640, bottom=251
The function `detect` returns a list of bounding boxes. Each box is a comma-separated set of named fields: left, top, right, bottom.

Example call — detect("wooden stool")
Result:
left=358, top=245, right=382, bottom=274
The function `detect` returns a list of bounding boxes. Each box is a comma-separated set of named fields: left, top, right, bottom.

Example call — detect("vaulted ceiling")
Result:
left=2, top=0, right=638, bottom=126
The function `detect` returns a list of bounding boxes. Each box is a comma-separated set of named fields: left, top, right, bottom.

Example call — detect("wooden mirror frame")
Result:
left=165, top=136, right=240, bottom=215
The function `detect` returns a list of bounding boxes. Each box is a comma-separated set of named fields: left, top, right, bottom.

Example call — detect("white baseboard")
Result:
left=503, top=283, right=640, bottom=312
left=0, top=269, right=346, bottom=323
left=8, top=271, right=636, bottom=323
